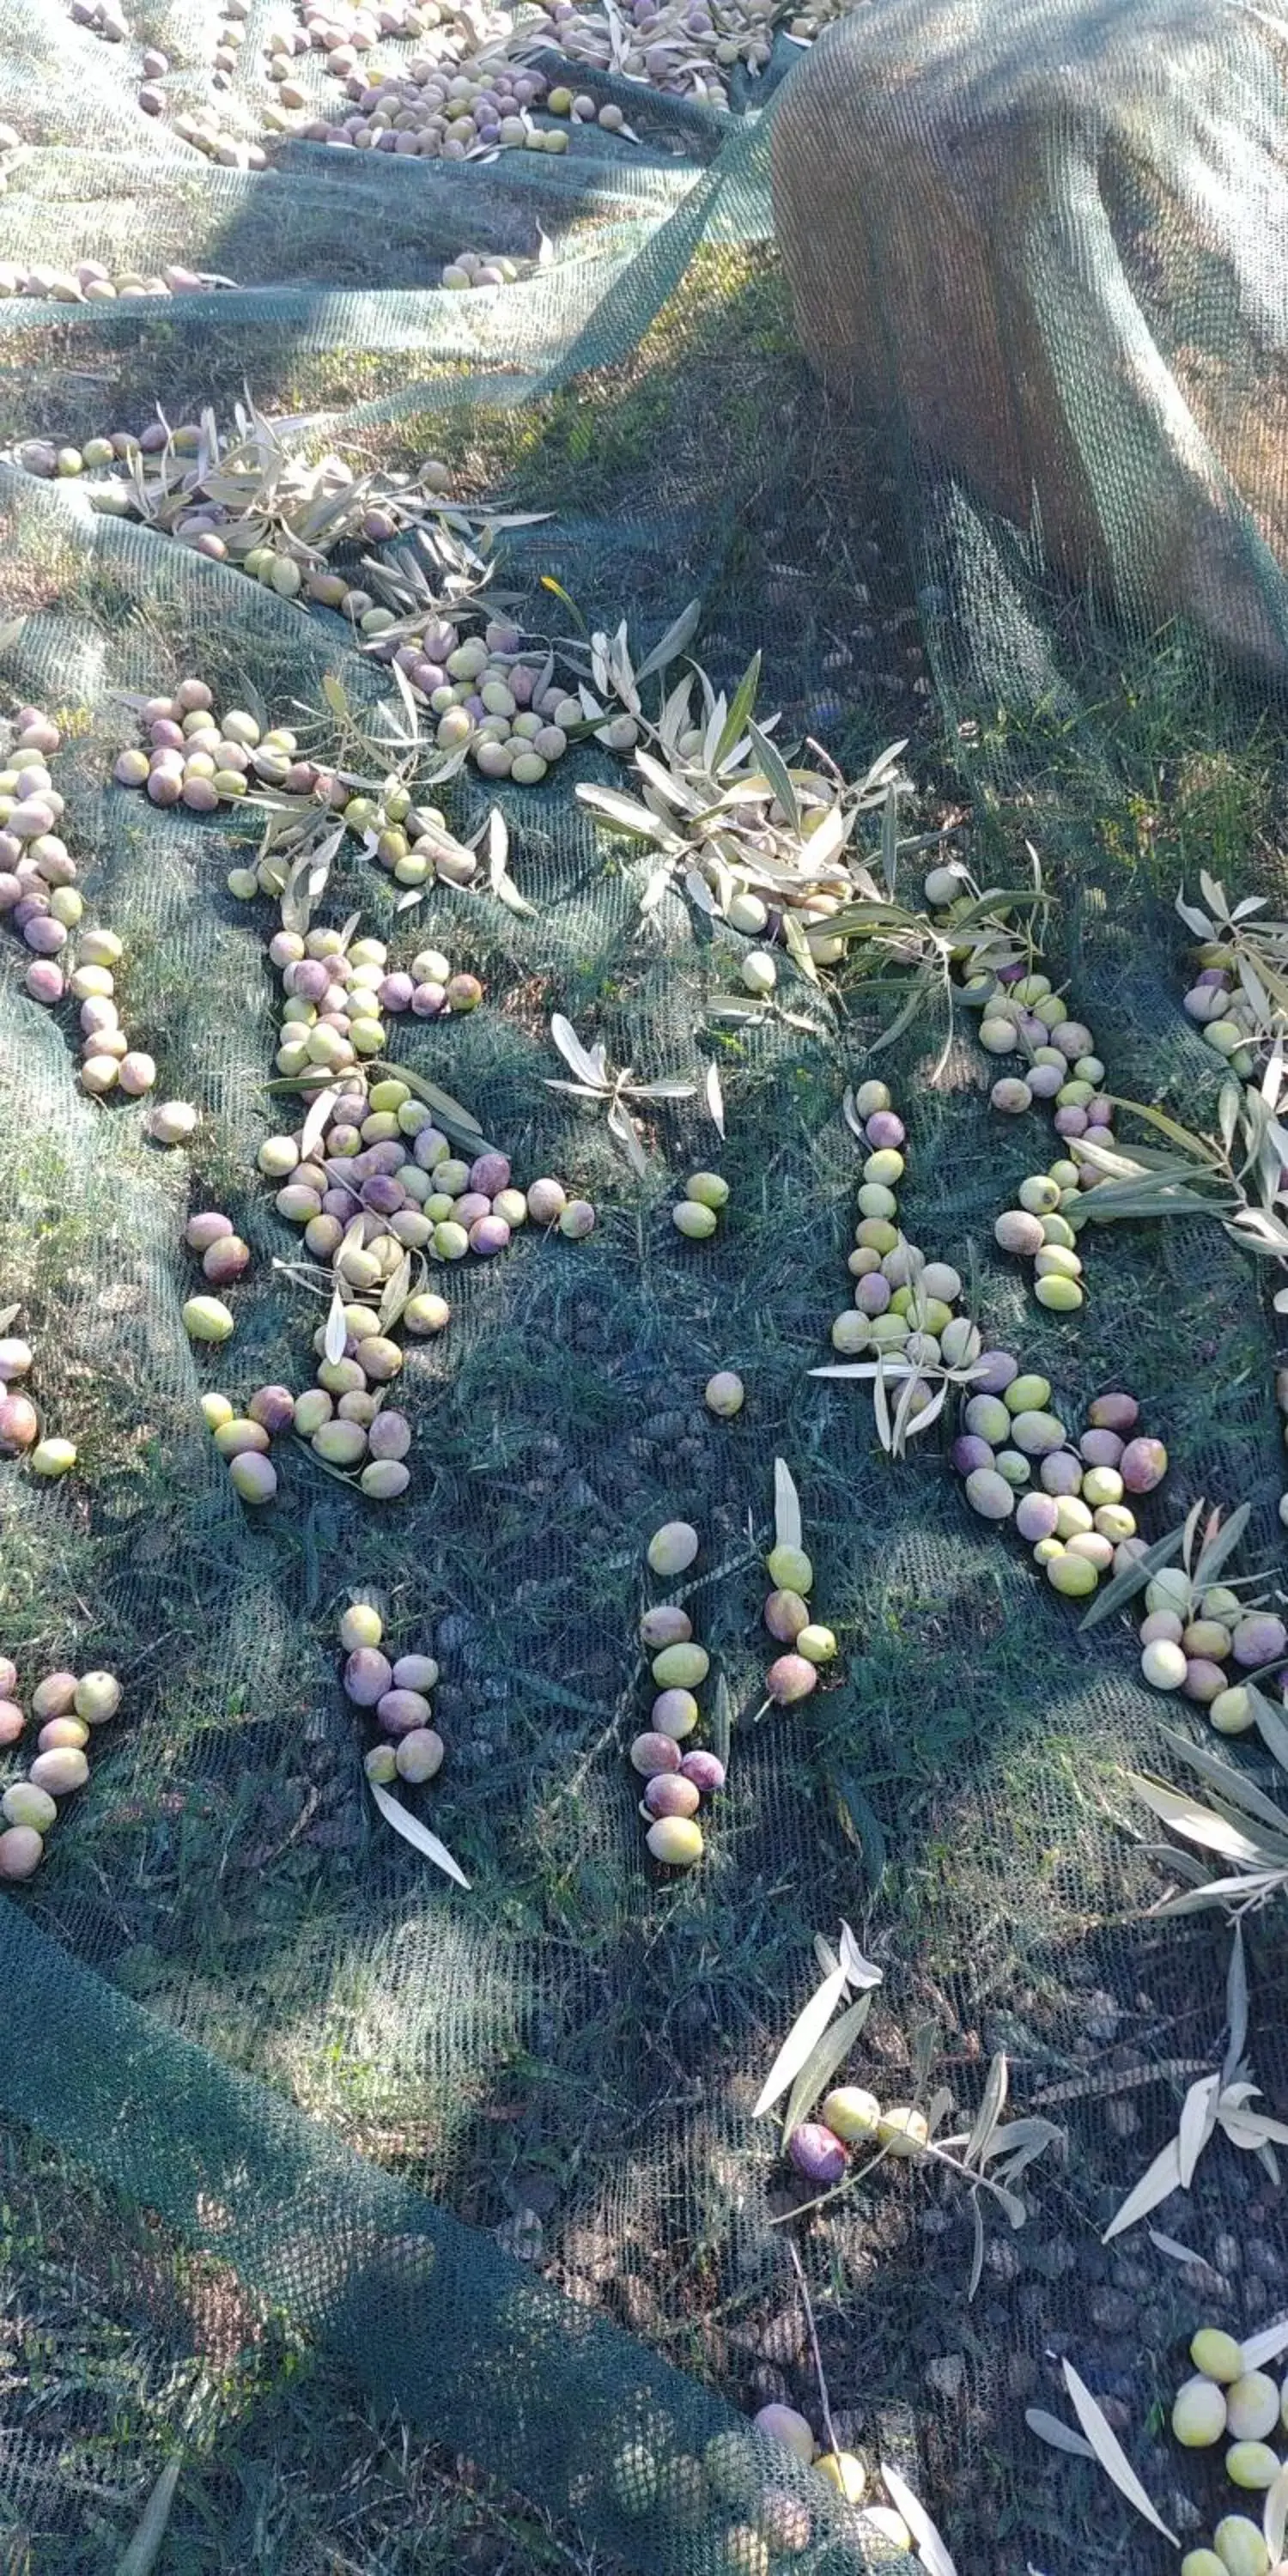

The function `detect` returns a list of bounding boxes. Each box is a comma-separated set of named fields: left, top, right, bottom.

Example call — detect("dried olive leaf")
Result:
left=1024, top=2409, right=1095, bottom=2461
left=1057, top=2364, right=1177, bottom=2545
left=773, top=1457, right=801, bottom=1555
left=368, top=1777, right=470, bottom=1889
left=752, top=1957, right=849, bottom=2119
left=324, top=1286, right=349, bottom=1367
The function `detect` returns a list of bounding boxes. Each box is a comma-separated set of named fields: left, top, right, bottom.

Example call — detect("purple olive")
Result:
left=469, top=1215, right=510, bottom=1255
left=972, top=1349, right=1019, bottom=1394
left=678, top=1748, right=725, bottom=1792
left=344, top=1646, right=392, bottom=1706
left=1120, top=1437, right=1167, bottom=1493
left=368, top=1411, right=410, bottom=1461
left=1015, top=1491, right=1060, bottom=1541
left=376, top=1688, right=431, bottom=1735
left=469, top=1151, right=511, bottom=1196
left=378, top=973, right=414, bottom=1012
left=766, top=1654, right=817, bottom=1705
left=1231, top=1613, right=1288, bottom=1669
left=854, top=1273, right=890, bottom=1316
left=185, top=1209, right=234, bottom=1251
left=1079, top=1428, right=1123, bottom=1467
left=640, top=1606, right=691, bottom=1649
left=247, top=1384, right=295, bottom=1433
left=864, top=1111, right=905, bottom=1150
left=642, top=1773, right=701, bottom=1819
left=0, top=1394, right=39, bottom=1453
left=951, top=1434, right=993, bottom=1475
left=25, top=959, right=64, bottom=1003
left=788, top=2123, right=848, bottom=2187
left=1039, top=1450, right=1084, bottom=1496
left=411, top=981, right=447, bottom=1018
left=1088, top=1391, right=1139, bottom=1432
left=203, top=1235, right=251, bottom=1285
left=629, top=1731, right=681, bottom=1777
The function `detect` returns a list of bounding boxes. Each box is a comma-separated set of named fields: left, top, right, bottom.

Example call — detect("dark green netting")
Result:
left=2, top=1, right=1288, bottom=2570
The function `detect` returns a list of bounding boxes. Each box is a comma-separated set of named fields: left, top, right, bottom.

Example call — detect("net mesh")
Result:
left=2, top=1, right=1288, bottom=2569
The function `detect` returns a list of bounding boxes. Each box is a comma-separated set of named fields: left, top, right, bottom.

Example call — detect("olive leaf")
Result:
left=877, top=2462, right=961, bottom=2576
left=1077, top=1522, right=1186, bottom=1631
left=380, top=1254, right=413, bottom=1332
left=711, top=1672, right=732, bottom=1771
left=300, top=1084, right=338, bottom=1164
left=368, top=1777, right=470, bottom=1889
left=324, top=1285, right=349, bottom=1367
left=963, top=2050, right=1008, bottom=2168
left=485, top=805, right=535, bottom=918
left=1057, top=2364, right=1177, bottom=2546
left=1264, top=2463, right=1288, bottom=2566
left=116, top=2455, right=183, bottom=2576
left=752, top=1957, right=851, bottom=2119
left=634, top=595, right=702, bottom=683
left=779, top=1993, right=873, bottom=2148
left=773, top=1458, right=802, bottom=1556
left=1242, top=2314, right=1288, bottom=2371
left=1025, top=2409, right=1095, bottom=2461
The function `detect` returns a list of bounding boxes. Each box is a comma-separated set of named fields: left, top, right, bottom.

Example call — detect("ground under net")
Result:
left=2, top=4, right=1288, bottom=2573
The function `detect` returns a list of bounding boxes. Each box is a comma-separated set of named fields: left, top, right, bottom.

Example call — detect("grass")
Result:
left=3, top=189, right=1288, bottom=2576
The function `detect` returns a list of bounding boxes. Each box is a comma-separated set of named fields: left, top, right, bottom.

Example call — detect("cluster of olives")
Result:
left=0, top=1661, right=120, bottom=1880
left=940, top=895, right=1117, bottom=1132
left=761, top=1538, right=835, bottom=1711
left=1172, top=2325, right=1288, bottom=2576
left=113, top=676, right=495, bottom=896
left=198, top=1382, right=300, bottom=1506
left=993, top=1170, right=1094, bottom=1315
left=380, top=617, right=592, bottom=787
left=247, top=917, right=594, bottom=1497
left=828, top=1078, right=971, bottom=1394
left=787, top=2091, right=928, bottom=2192
left=266, top=7, right=565, bottom=161
left=0, top=260, right=234, bottom=303
left=632, top=1522, right=725, bottom=1868
left=1136, top=1566, right=1286, bottom=1735
left=114, top=682, right=325, bottom=817
left=1182, top=958, right=1262, bottom=1080
left=269, top=924, right=483, bottom=1095
left=440, top=247, right=530, bottom=289
left=0, top=1324, right=77, bottom=1482
left=169, top=113, right=268, bottom=171
left=544, top=0, right=775, bottom=107
left=954, top=1378, right=1165, bottom=1602
left=606, top=2408, right=884, bottom=2565
left=1183, top=947, right=1288, bottom=1533
left=673, top=1171, right=729, bottom=1242
left=209, top=0, right=250, bottom=94
left=339, top=1601, right=446, bottom=1790
left=2, top=702, right=155, bottom=1098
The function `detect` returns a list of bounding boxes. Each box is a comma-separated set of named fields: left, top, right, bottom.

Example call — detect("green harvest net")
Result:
left=2, top=0, right=1288, bottom=2568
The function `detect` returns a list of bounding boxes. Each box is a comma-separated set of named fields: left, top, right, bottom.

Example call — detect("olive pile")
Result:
left=632, top=1522, right=725, bottom=1868
left=340, top=1600, right=446, bottom=1789
left=0, top=1661, right=121, bottom=1881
